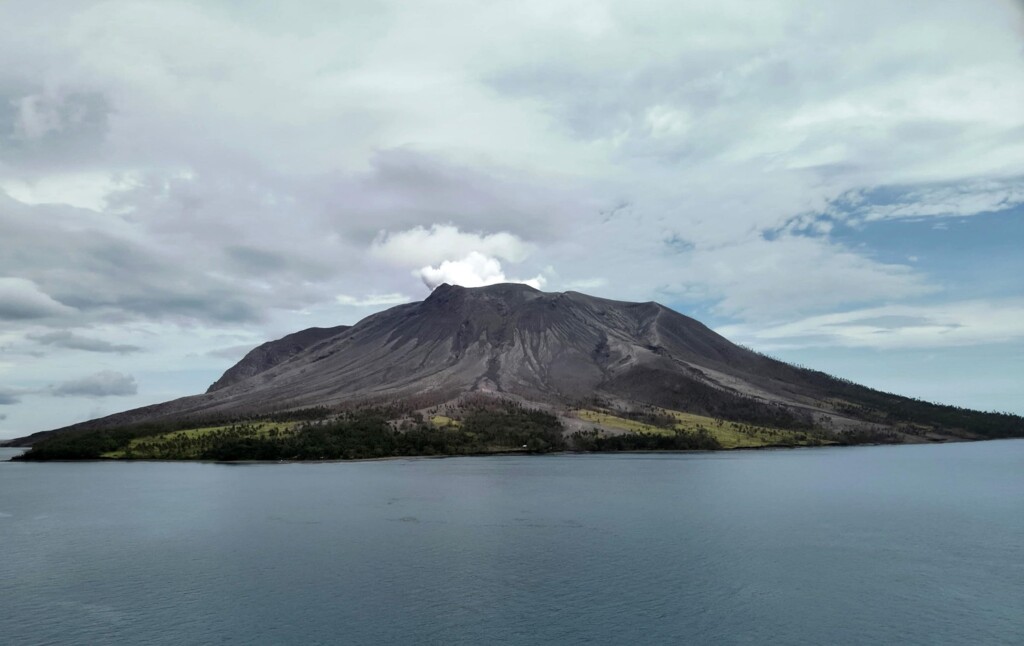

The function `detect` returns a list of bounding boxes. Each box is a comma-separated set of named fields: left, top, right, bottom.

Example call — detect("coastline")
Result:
left=5, top=435, right=1000, bottom=464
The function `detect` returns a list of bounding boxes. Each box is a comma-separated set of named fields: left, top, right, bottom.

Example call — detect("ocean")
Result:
left=1, top=441, right=1021, bottom=645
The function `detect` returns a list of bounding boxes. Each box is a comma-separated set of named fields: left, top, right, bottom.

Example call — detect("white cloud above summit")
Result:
left=371, top=224, right=534, bottom=267
left=372, top=224, right=545, bottom=291
left=418, top=252, right=546, bottom=291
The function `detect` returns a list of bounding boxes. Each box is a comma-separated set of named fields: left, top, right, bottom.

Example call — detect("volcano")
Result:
left=9, top=283, right=1022, bottom=447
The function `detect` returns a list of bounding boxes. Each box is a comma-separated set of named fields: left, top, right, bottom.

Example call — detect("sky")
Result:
left=1, top=0, right=1022, bottom=438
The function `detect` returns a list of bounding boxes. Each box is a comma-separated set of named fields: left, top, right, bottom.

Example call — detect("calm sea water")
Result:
left=1, top=441, right=1022, bottom=645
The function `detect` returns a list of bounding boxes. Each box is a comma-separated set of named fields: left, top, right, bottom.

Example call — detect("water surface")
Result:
left=1, top=442, right=1022, bottom=644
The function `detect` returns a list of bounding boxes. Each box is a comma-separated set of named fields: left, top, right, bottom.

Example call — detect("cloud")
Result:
left=828, top=178, right=1024, bottom=223
left=0, top=88, right=110, bottom=173
left=29, top=330, right=141, bottom=354
left=0, top=390, right=22, bottom=405
left=545, top=221, right=932, bottom=319
left=1, top=3, right=1016, bottom=330
left=373, top=223, right=549, bottom=294
left=206, top=344, right=257, bottom=361
left=0, top=171, right=140, bottom=211
left=0, top=278, right=76, bottom=320
left=334, top=151, right=593, bottom=241
left=418, top=252, right=546, bottom=290
left=52, top=371, right=138, bottom=398
left=718, top=300, right=1024, bottom=351
left=0, top=0, right=1022, bottom=428
left=371, top=224, right=534, bottom=267
left=682, top=235, right=933, bottom=319
left=0, top=192, right=276, bottom=325
left=335, top=293, right=410, bottom=307
left=562, top=277, right=608, bottom=291
left=12, top=94, right=64, bottom=140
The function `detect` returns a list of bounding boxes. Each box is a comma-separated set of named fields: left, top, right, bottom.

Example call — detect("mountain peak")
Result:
left=428, top=282, right=543, bottom=297
left=423, top=282, right=546, bottom=311
left=13, top=283, right=1021, bottom=447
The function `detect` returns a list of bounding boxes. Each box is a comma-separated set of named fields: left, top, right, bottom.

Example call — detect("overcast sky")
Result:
left=1, top=0, right=1023, bottom=437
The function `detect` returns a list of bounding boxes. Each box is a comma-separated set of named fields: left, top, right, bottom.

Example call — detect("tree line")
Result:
left=16, top=404, right=568, bottom=461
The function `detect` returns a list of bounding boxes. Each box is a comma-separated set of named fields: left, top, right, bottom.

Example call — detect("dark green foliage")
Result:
left=614, top=408, right=678, bottom=429
left=201, top=414, right=397, bottom=460
left=460, top=407, right=566, bottom=453
left=17, top=405, right=567, bottom=461
left=128, top=423, right=280, bottom=460
left=13, top=430, right=128, bottom=460
left=198, top=407, right=565, bottom=460
left=265, top=406, right=334, bottom=422
left=571, top=428, right=722, bottom=452
left=827, top=390, right=1023, bottom=439
left=835, top=428, right=905, bottom=446
left=740, top=347, right=1024, bottom=439
left=603, top=369, right=816, bottom=430
left=14, top=422, right=179, bottom=461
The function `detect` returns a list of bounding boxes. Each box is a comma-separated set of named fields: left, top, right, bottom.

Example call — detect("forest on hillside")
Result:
left=14, top=405, right=568, bottom=461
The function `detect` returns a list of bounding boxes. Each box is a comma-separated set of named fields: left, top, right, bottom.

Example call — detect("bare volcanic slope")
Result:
left=206, top=325, right=350, bottom=392
left=9, top=283, right=1023, bottom=445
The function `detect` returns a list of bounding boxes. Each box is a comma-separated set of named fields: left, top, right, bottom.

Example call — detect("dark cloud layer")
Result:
left=29, top=330, right=141, bottom=354
left=0, top=391, right=21, bottom=406
left=0, top=89, right=110, bottom=170
left=0, top=277, right=75, bottom=320
left=52, top=371, right=138, bottom=398
left=206, top=344, right=259, bottom=361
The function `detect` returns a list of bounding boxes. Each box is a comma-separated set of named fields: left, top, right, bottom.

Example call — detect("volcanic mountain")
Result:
left=9, top=283, right=1022, bottom=446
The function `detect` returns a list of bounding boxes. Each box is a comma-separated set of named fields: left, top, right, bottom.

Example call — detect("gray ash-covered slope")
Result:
left=193, top=282, right=825, bottom=415
left=11, top=283, right=1021, bottom=444
left=206, top=325, right=350, bottom=392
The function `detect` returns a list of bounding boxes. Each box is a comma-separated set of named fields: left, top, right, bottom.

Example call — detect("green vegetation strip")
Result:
left=430, top=415, right=461, bottom=428
left=103, top=422, right=299, bottom=459
left=16, top=406, right=566, bottom=461
left=660, top=409, right=833, bottom=449
left=575, top=409, right=674, bottom=436
left=573, top=407, right=833, bottom=449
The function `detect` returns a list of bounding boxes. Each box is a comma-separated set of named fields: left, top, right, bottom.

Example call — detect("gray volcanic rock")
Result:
left=205, top=282, right=787, bottom=410
left=11, top=283, right=1021, bottom=445
left=5, top=284, right=846, bottom=441
left=207, top=325, right=349, bottom=393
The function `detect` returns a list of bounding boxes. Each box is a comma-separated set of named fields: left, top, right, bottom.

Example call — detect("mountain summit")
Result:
left=9, top=284, right=1022, bottom=446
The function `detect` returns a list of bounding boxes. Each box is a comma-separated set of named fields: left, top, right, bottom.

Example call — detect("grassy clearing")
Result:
left=574, top=409, right=674, bottom=436
left=101, top=421, right=299, bottom=458
left=430, top=415, right=462, bottom=428
left=573, top=407, right=831, bottom=449
left=659, top=409, right=832, bottom=448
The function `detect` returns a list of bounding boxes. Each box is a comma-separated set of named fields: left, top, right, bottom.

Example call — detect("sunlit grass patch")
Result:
left=430, top=415, right=462, bottom=428
left=658, top=408, right=832, bottom=449
left=574, top=409, right=674, bottom=436
left=102, top=421, right=299, bottom=459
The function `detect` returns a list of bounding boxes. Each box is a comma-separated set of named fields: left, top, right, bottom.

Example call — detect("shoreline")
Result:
left=7, top=435, right=1008, bottom=464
